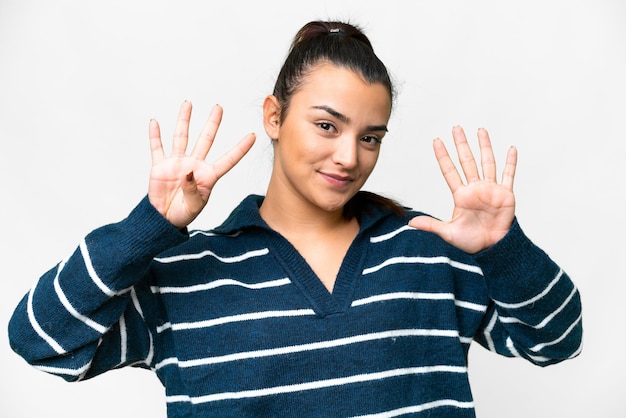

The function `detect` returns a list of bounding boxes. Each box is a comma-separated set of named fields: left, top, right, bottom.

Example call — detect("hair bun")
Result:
left=292, top=21, right=374, bottom=51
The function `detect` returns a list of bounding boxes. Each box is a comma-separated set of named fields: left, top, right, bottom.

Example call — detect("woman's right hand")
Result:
left=148, top=101, right=256, bottom=229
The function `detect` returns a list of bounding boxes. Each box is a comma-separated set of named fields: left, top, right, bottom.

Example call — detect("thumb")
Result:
left=408, top=215, right=445, bottom=236
left=182, top=171, right=199, bottom=197
left=181, top=170, right=207, bottom=215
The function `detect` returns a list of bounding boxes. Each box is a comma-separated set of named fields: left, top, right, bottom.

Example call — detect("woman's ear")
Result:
left=263, top=95, right=281, bottom=140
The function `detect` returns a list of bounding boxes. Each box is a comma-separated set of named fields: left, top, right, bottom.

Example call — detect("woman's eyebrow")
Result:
left=311, top=105, right=388, bottom=132
left=312, top=105, right=348, bottom=122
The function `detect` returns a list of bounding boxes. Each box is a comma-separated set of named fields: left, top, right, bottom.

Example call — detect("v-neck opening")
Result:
left=212, top=194, right=394, bottom=317
left=266, top=229, right=368, bottom=317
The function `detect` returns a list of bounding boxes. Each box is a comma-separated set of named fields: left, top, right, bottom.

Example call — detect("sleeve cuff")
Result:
left=84, top=196, right=189, bottom=289
left=472, top=218, right=560, bottom=304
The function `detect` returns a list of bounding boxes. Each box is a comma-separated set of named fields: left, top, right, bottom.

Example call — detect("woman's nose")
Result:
left=332, top=136, right=358, bottom=168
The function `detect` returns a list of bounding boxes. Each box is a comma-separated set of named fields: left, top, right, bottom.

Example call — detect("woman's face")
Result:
left=266, top=63, right=392, bottom=214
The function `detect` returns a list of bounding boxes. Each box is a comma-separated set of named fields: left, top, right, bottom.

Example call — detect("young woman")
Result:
left=9, top=21, right=582, bottom=417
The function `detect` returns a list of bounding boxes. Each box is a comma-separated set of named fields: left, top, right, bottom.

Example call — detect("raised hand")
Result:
left=148, top=101, right=256, bottom=229
left=409, top=126, right=517, bottom=254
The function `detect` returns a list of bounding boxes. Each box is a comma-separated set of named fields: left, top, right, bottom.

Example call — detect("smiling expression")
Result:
left=264, top=63, right=392, bottom=215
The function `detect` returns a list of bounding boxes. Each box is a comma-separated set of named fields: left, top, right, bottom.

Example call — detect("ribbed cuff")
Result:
left=85, top=195, right=189, bottom=290
left=473, top=218, right=557, bottom=304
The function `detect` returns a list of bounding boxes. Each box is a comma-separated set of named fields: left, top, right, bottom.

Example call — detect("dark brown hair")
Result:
left=273, top=21, right=395, bottom=123
left=273, top=20, right=405, bottom=218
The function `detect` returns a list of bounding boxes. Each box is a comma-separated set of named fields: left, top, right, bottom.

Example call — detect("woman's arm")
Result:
left=410, top=126, right=582, bottom=364
left=8, top=197, right=187, bottom=380
left=473, top=219, right=582, bottom=365
left=8, top=102, right=256, bottom=380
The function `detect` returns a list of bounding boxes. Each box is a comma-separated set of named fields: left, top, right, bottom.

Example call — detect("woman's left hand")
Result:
left=409, top=126, right=517, bottom=254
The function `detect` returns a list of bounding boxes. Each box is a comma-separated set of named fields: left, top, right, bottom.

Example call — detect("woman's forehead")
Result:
left=293, top=64, right=392, bottom=117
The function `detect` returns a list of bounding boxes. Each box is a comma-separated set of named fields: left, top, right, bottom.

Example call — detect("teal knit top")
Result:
left=9, top=193, right=582, bottom=417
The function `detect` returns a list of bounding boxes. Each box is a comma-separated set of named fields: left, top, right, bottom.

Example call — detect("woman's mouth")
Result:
left=319, top=171, right=354, bottom=188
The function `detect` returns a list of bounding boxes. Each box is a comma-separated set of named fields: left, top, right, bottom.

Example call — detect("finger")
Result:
left=191, top=104, right=223, bottom=160
left=172, top=100, right=192, bottom=157
left=408, top=215, right=448, bottom=240
left=478, top=128, right=497, bottom=182
left=181, top=170, right=199, bottom=200
left=501, top=145, right=518, bottom=190
left=149, top=118, right=165, bottom=165
left=452, top=126, right=480, bottom=183
left=433, top=137, right=464, bottom=193
left=179, top=170, right=205, bottom=223
left=210, top=133, right=257, bottom=180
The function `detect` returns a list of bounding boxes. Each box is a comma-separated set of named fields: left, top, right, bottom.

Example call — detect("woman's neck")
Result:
left=259, top=186, right=361, bottom=294
left=259, top=188, right=353, bottom=237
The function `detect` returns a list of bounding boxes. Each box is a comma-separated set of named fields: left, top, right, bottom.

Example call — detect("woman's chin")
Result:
left=313, top=193, right=357, bottom=214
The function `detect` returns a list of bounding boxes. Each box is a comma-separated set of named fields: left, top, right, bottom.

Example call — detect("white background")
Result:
left=0, top=1, right=623, bottom=416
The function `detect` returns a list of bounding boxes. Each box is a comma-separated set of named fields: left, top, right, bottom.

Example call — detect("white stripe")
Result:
left=155, top=357, right=179, bottom=370
left=527, top=353, right=551, bottom=363
left=152, top=277, right=291, bottom=295
left=130, top=288, right=145, bottom=317
left=363, top=256, right=483, bottom=276
left=568, top=340, right=584, bottom=359
left=505, top=337, right=521, bottom=358
left=33, top=361, right=91, bottom=377
left=145, top=331, right=155, bottom=366
left=154, top=248, right=269, bottom=264
left=130, top=288, right=154, bottom=365
left=459, top=336, right=473, bottom=344
left=370, top=225, right=414, bottom=243
left=53, top=274, right=108, bottom=334
left=27, top=272, right=66, bottom=355
left=530, top=313, right=583, bottom=352
left=448, top=259, right=483, bottom=274
left=119, top=314, right=127, bottom=364
left=189, top=230, right=241, bottom=238
left=157, top=322, right=172, bottom=333
left=506, top=338, right=551, bottom=363
left=76, top=337, right=104, bottom=381
left=498, top=316, right=528, bottom=326
left=187, top=366, right=467, bottom=404
left=498, top=287, right=579, bottom=329
left=494, top=269, right=564, bottom=309
left=352, top=292, right=455, bottom=307
left=166, top=395, right=191, bottom=404
left=539, top=286, right=579, bottom=327
left=351, top=292, right=487, bottom=313
left=352, top=399, right=475, bottom=418
left=454, top=299, right=487, bottom=312
left=79, top=239, right=116, bottom=297
left=483, top=310, right=498, bottom=353
left=179, top=329, right=459, bottom=368
left=171, top=309, right=316, bottom=331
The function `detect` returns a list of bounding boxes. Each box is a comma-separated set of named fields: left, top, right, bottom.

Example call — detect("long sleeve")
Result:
left=8, top=197, right=188, bottom=381
left=7, top=193, right=584, bottom=416
left=472, top=218, right=583, bottom=366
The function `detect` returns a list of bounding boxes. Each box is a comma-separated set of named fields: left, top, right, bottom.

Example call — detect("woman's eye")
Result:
left=317, top=122, right=336, bottom=133
left=361, top=135, right=382, bottom=145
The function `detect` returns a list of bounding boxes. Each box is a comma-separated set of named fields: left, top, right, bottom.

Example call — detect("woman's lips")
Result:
left=319, top=171, right=354, bottom=187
